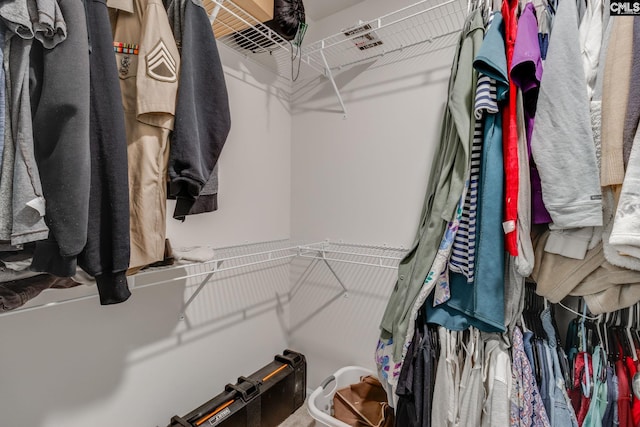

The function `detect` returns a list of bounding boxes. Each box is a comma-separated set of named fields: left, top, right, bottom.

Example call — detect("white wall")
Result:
left=166, top=47, right=292, bottom=249
left=289, top=0, right=456, bottom=387
left=0, top=46, right=293, bottom=427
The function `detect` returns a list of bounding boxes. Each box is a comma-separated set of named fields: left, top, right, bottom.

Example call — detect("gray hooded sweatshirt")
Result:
left=530, top=0, right=603, bottom=229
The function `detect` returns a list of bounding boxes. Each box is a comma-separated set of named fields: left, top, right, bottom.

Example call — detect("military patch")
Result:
left=114, top=42, right=139, bottom=55
left=119, top=55, right=132, bottom=76
left=145, top=40, right=177, bottom=83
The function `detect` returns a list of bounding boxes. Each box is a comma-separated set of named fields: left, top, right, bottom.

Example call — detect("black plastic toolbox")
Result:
left=169, top=350, right=306, bottom=427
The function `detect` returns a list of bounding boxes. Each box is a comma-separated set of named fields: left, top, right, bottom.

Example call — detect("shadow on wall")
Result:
left=0, top=248, right=293, bottom=427
left=290, top=61, right=375, bottom=113
left=218, top=44, right=292, bottom=119
left=291, top=43, right=455, bottom=115
left=0, top=267, right=186, bottom=427
left=127, top=260, right=292, bottom=367
left=286, top=252, right=399, bottom=386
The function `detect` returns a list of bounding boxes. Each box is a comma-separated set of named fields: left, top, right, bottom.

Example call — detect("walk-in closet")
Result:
left=0, top=0, right=635, bottom=425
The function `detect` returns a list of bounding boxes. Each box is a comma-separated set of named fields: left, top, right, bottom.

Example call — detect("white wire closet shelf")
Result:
left=300, top=0, right=467, bottom=116
left=204, top=0, right=300, bottom=85
left=0, top=240, right=406, bottom=319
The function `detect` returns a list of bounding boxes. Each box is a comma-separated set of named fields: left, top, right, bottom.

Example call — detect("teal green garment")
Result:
left=582, top=346, right=608, bottom=427
left=425, top=13, right=508, bottom=333
left=379, top=10, right=485, bottom=361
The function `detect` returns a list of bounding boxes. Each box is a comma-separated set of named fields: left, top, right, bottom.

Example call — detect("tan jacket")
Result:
left=109, top=0, right=180, bottom=269
left=532, top=229, right=640, bottom=314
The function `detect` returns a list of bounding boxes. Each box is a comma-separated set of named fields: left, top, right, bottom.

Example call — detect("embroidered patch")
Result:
left=145, top=40, right=177, bottom=83
left=113, top=42, right=139, bottom=55
left=119, top=55, right=132, bottom=76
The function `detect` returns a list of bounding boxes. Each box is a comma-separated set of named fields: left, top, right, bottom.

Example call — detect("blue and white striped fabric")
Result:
left=448, top=74, right=498, bottom=283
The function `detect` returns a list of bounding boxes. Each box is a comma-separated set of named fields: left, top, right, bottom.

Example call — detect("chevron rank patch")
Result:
left=145, top=40, right=177, bottom=83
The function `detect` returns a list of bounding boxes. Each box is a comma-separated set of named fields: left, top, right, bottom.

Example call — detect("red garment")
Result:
left=501, top=0, right=519, bottom=256
left=570, top=352, right=592, bottom=426
left=618, top=359, right=634, bottom=427
left=625, top=356, right=640, bottom=426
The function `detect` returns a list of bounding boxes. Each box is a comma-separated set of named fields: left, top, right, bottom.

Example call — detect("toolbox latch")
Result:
left=277, top=349, right=303, bottom=367
left=225, top=376, right=261, bottom=402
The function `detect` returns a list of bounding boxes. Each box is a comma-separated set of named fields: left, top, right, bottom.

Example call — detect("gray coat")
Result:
left=30, top=0, right=91, bottom=277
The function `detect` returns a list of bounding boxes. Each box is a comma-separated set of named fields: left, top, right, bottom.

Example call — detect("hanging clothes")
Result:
left=578, top=0, right=604, bottom=102
left=600, top=17, right=634, bottom=187
left=395, top=319, right=438, bottom=427
left=164, top=0, right=231, bottom=221
left=505, top=88, right=533, bottom=327
left=541, top=307, right=579, bottom=427
left=530, top=0, right=602, bottom=233
left=482, top=333, right=512, bottom=427
left=431, top=328, right=462, bottom=427
left=537, top=4, right=553, bottom=61
left=570, top=351, right=593, bottom=425
left=601, top=365, right=617, bottom=426
left=511, top=326, right=551, bottom=427
left=457, top=328, right=485, bottom=426
left=0, top=27, right=4, bottom=172
left=617, top=359, right=633, bottom=427
left=501, top=0, right=519, bottom=257
left=425, top=10, right=505, bottom=333
left=108, top=0, right=180, bottom=270
left=378, top=7, right=485, bottom=364
left=510, top=2, right=551, bottom=226
left=582, top=347, right=607, bottom=427
left=77, top=0, right=132, bottom=305
left=0, top=0, right=52, bottom=248
left=0, top=273, right=79, bottom=311
left=622, top=18, right=640, bottom=169
left=29, top=0, right=92, bottom=277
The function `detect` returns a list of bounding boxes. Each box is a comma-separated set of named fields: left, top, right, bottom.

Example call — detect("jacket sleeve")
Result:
left=77, top=0, right=131, bottom=305
left=168, top=0, right=231, bottom=219
left=530, top=0, right=602, bottom=228
left=31, top=0, right=90, bottom=261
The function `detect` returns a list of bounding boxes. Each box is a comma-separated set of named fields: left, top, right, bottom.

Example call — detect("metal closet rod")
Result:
left=0, top=240, right=406, bottom=318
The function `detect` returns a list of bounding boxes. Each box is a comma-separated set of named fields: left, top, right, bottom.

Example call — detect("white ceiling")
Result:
left=303, top=0, right=368, bottom=21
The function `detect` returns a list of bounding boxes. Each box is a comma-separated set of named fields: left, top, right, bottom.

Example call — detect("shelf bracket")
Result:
left=319, top=50, right=348, bottom=119
left=209, top=0, right=223, bottom=24
left=321, top=249, right=349, bottom=298
left=179, top=260, right=223, bottom=321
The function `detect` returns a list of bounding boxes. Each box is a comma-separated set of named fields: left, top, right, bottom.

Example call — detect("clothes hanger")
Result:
left=579, top=303, right=593, bottom=398
left=606, top=311, right=619, bottom=364
left=595, top=313, right=605, bottom=355
left=633, top=303, right=640, bottom=350
left=483, top=0, right=491, bottom=23
left=626, top=308, right=638, bottom=362
left=597, top=313, right=612, bottom=365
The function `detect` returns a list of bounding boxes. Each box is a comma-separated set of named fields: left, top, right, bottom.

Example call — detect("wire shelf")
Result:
left=203, top=0, right=298, bottom=83
left=302, top=0, right=466, bottom=74
left=299, top=0, right=467, bottom=116
left=0, top=240, right=407, bottom=318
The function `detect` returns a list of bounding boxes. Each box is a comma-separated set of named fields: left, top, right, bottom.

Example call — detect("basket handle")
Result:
left=320, top=375, right=336, bottom=389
